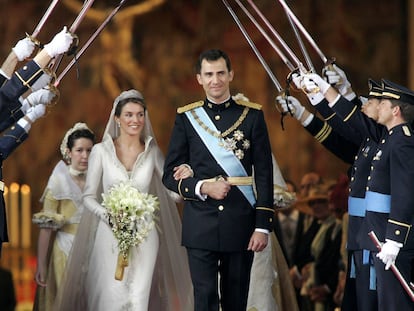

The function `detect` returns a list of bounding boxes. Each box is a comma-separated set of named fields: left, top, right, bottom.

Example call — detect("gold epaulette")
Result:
left=234, top=99, right=262, bottom=110
left=177, top=101, right=204, bottom=114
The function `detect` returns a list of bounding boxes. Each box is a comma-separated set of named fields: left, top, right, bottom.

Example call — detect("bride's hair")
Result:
left=115, top=97, right=146, bottom=117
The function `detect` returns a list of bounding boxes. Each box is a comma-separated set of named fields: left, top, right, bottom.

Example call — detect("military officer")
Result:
left=0, top=27, right=75, bottom=254
left=0, top=95, right=51, bottom=254
left=162, top=49, right=274, bottom=311
left=299, top=72, right=414, bottom=311
left=0, top=26, right=74, bottom=131
left=279, top=76, right=384, bottom=310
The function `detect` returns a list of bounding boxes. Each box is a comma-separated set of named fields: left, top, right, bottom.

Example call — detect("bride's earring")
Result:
left=116, top=121, right=120, bottom=127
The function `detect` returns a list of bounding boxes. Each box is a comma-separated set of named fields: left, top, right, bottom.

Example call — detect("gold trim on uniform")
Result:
left=324, top=112, right=336, bottom=121
left=382, top=91, right=400, bottom=99
left=343, top=105, right=358, bottom=122
left=177, top=101, right=204, bottom=114
left=256, top=207, right=274, bottom=213
left=190, top=106, right=250, bottom=159
left=314, top=122, right=332, bottom=143
left=234, top=99, right=262, bottom=110
left=204, top=176, right=253, bottom=186
left=388, top=219, right=411, bottom=229
left=369, top=91, right=382, bottom=97
left=14, top=68, right=44, bottom=87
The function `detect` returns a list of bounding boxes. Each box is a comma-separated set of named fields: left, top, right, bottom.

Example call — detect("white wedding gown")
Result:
left=83, top=136, right=161, bottom=310
left=53, top=133, right=193, bottom=311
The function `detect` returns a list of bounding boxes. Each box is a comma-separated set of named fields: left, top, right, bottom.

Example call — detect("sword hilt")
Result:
left=25, top=32, right=43, bottom=49
left=322, top=57, right=343, bottom=86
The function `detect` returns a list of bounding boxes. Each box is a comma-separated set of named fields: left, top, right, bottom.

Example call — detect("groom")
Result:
left=163, top=49, right=274, bottom=311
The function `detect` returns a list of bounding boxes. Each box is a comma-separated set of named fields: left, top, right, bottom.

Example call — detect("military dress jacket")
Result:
left=0, top=124, right=28, bottom=253
left=314, top=97, right=379, bottom=250
left=0, top=60, right=44, bottom=132
left=163, top=98, right=274, bottom=252
left=331, top=96, right=414, bottom=250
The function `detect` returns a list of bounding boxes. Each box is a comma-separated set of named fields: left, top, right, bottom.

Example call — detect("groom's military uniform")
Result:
left=163, top=97, right=274, bottom=311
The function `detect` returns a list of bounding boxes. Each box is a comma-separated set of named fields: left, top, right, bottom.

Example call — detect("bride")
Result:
left=54, top=90, right=193, bottom=310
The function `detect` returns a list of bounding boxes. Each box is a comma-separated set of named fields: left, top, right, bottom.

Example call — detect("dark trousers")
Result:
left=186, top=247, right=254, bottom=311
left=342, top=250, right=378, bottom=311
left=373, top=249, right=414, bottom=311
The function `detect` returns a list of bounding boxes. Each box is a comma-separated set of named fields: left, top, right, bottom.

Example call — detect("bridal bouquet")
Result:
left=102, top=181, right=159, bottom=280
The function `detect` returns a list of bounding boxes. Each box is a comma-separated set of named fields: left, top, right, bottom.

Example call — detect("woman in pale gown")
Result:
left=32, top=123, right=95, bottom=311
left=53, top=89, right=193, bottom=311
left=247, top=154, right=299, bottom=311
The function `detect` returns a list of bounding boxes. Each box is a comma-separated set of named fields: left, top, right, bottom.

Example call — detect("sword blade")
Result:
left=55, top=0, right=128, bottom=86
left=32, top=0, right=61, bottom=38
left=277, top=0, right=328, bottom=64
left=221, top=0, right=283, bottom=92
left=245, top=0, right=304, bottom=72
left=50, top=0, right=96, bottom=73
left=285, top=12, right=315, bottom=73
left=368, top=231, right=414, bottom=302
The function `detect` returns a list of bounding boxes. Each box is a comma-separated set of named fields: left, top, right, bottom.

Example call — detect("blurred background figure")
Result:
left=0, top=262, right=16, bottom=311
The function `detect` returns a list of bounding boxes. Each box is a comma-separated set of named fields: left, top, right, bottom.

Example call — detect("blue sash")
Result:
left=365, top=191, right=391, bottom=213
left=185, top=107, right=256, bottom=206
left=348, top=196, right=366, bottom=217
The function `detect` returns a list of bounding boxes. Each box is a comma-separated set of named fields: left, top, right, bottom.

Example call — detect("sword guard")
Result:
left=26, top=32, right=43, bottom=49
left=66, top=33, right=79, bottom=56
left=46, top=84, right=60, bottom=107
left=322, top=57, right=343, bottom=86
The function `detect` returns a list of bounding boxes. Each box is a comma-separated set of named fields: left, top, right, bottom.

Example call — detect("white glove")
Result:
left=26, top=104, right=46, bottom=123
left=44, top=26, right=74, bottom=58
left=323, top=64, right=356, bottom=100
left=12, top=37, right=35, bottom=61
left=21, top=88, right=54, bottom=113
left=301, top=73, right=331, bottom=95
left=30, top=73, right=53, bottom=92
left=376, top=239, right=402, bottom=270
left=276, top=95, right=305, bottom=120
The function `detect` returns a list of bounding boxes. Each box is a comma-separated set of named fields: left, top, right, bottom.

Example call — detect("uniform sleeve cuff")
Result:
left=17, top=118, right=31, bottom=132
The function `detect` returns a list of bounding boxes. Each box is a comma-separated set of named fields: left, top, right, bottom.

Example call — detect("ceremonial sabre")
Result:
left=54, top=0, right=128, bottom=86
left=49, top=0, right=96, bottom=73
left=368, top=231, right=414, bottom=301
left=277, top=0, right=332, bottom=65
left=245, top=0, right=306, bottom=73
left=285, top=12, right=315, bottom=73
left=221, top=0, right=283, bottom=92
left=235, top=0, right=295, bottom=71
left=31, top=0, right=61, bottom=38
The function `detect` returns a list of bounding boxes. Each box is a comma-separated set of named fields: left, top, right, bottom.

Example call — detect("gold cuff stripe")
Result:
left=343, top=105, right=358, bottom=122
left=14, top=68, right=44, bottom=87
left=324, top=112, right=336, bottom=121
left=388, top=219, right=412, bottom=229
left=256, top=207, right=274, bottom=212
left=314, top=122, right=332, bottom=143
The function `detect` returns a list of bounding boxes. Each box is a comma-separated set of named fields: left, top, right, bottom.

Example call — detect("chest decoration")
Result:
left=373, top=150, right=382, bottom=161
left=362, top=145, right=370, bottom=158
left=190, top=108, right=251, bottom=159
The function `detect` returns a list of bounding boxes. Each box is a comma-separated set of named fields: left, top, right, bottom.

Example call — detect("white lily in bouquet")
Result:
left=102, top=181, right=159, bottom=280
